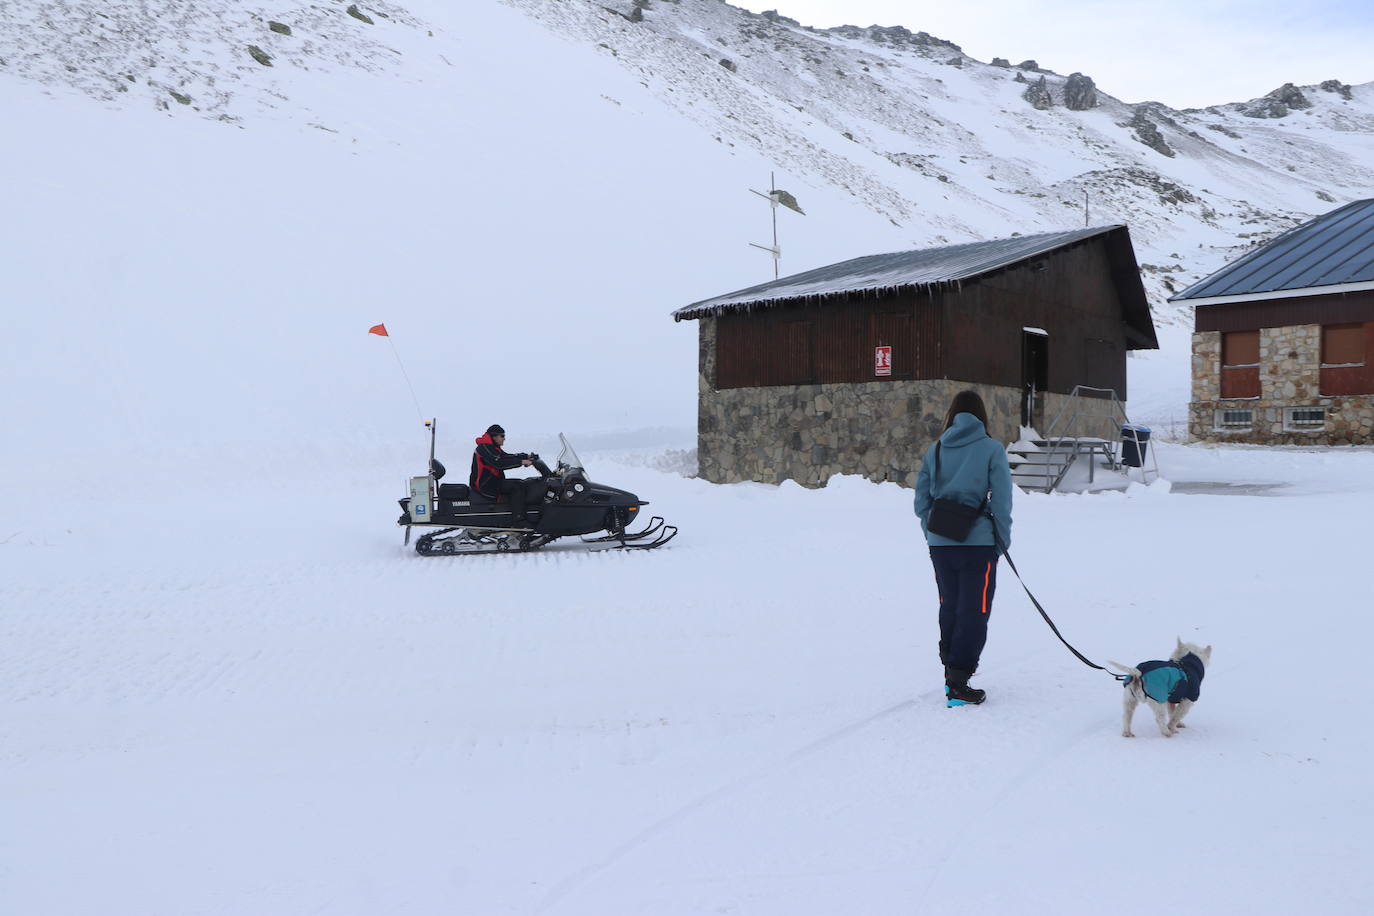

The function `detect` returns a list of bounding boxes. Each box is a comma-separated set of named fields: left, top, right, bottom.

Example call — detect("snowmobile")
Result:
left=396, top=421, right=677, bottom=556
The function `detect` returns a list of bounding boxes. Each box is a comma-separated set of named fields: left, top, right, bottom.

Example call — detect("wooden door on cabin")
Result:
left=1021, top=331, right=1049, bottom=428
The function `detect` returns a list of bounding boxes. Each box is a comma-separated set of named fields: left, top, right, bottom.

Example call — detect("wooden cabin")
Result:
left=673, top=225, right=1158, bottom=486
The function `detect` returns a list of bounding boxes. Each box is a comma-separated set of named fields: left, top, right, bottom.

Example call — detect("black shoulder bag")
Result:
left=925, top=441, right=989, bottom=542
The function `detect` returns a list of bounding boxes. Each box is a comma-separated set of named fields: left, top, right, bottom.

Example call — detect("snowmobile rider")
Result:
left=470, top=424, right=546, bottom=523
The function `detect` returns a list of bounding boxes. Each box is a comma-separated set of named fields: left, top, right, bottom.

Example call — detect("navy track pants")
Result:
left=929, top=545, right=1000, bottom=673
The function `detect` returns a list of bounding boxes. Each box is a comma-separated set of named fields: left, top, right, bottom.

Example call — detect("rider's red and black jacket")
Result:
left=470, top=434, right=525, bottom=499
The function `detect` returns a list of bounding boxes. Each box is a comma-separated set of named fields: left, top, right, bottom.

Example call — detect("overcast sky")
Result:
left=732, top=0, right=1374, bottom=109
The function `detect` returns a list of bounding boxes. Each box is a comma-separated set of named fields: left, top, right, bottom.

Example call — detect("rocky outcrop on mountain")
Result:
left=825, top=24, right=961, bottom=55
left=602, top=3, right=642, bottom=23
left=1241, top=82, right=1312, bottom=118
left=990, top=58, right=1011, bottom=68
left=346, top=5, right=374, bottom=25
left=760, top=9, right=800, bottom=26
left=1022, top=75, right=1054, bottom=110
left=1063, top=73, right=1098, bottom=110
left=1016, top=60, right=1041, bottom=71
left=1128, top=111, right=1175, bottom=157
left=1321, top=79, right=1354, bottom=100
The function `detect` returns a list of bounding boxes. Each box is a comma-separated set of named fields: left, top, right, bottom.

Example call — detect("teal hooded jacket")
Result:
left=913, top=412, right=1014, bottom=549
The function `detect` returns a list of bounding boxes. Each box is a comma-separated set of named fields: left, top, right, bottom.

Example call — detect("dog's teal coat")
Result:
left=1129, top=653, right=1205, bottom=704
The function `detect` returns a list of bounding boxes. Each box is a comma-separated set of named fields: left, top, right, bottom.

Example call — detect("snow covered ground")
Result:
left=4, top=1, right=1374, bottom=912
left=4, top=438, right=1374, bottom=914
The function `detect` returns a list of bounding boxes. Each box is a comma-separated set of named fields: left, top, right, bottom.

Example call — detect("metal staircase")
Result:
left=1008, top=386, right=1158, bottom=493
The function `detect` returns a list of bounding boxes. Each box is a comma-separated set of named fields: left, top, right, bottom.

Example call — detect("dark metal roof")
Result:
left=1171, top=198, right=1374, bottom=303
left=673, top=224, right=1158, bottom=349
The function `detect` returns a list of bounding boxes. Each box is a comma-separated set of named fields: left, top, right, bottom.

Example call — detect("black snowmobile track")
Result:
left=412, top=522, right=676, bottom=556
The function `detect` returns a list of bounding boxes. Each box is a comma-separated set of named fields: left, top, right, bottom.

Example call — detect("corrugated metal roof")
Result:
left=673, top=225, right=1122, bottom=319
left=1171, top=198, right=1374, bottom=302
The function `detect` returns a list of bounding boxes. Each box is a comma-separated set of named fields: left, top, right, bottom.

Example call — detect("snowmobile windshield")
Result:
left=557, top=434, right=584, bottom=474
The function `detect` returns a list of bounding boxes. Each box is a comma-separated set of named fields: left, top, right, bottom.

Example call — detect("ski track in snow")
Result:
left=535, top=697, right=921, bottom=913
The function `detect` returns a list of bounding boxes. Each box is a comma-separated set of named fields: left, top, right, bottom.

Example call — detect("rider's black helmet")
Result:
left=486, top=424, right=506, bottom=437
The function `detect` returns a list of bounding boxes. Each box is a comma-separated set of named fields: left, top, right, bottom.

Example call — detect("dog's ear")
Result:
left=1176, top=636, right=1185, bottom=653
left=1202, top=645, right=1213, bottom=661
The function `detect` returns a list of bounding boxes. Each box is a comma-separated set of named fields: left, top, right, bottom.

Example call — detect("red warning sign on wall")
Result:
left=875, top=346, right=893, bottom=377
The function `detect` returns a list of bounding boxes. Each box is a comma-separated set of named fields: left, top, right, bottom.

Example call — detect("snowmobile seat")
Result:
left=438, top=483, right=471, bottom=501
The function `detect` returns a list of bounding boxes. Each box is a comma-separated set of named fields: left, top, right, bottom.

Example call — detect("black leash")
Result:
left=988, top=524, right=1129, bottom=681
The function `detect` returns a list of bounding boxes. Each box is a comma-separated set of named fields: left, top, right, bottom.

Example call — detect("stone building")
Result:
left=672, top=226, right=1158, bottom=486
left=1173, top=198, right=1374, bottom=445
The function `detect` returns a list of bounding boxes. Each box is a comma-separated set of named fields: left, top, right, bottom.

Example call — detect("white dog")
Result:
left=1107, top=639, right=1212, bottom=738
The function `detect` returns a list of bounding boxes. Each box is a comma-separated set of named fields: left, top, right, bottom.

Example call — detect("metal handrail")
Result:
left=1033, top=386, right=1131, bottom=493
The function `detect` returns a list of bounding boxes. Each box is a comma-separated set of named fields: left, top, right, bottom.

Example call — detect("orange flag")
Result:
left=368, top=323, right=389, bottom=337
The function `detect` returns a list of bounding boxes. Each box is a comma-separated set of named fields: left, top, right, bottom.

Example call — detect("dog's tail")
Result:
left=1106, top=661, right=1141, bottom=684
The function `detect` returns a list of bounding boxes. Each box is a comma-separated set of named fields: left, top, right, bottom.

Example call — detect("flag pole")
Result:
left=370, top=323, right=425, bottom=422
left=390, top=338, right=425, bottom=423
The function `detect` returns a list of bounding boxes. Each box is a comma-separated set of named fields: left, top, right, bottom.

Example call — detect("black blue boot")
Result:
left=945, top=667, right=986, bottom=707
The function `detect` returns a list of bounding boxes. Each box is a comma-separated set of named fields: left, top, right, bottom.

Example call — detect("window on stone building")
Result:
left=1215, top=408, right=1253, bottom=430
left=1220, top=330, right=1260, bottom=399
left=1322, top=324, right=1366, bottom=368
left=1284, top=407, right=1326, bottom=431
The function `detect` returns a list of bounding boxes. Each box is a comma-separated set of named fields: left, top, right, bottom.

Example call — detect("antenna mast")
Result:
left=749, top=171, right=783, bottom=279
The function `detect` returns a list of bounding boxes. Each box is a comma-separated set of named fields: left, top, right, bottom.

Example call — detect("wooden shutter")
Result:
left=1322, top=324, right=1366, bottom=367
left=1221, top=330, right=1259, bottom=367
left=1321, top=322, right=1374, bottom=395
left=1220, top=330, right=1260, bottom=399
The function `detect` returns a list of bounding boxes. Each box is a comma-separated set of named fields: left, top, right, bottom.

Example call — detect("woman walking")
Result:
left=914, top=391, right=1014, bottom=707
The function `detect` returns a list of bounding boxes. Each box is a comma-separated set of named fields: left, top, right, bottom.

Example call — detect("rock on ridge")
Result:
left=1127, top=110, right=1175, bottom=157
left=1063, top=72, right=1098, bottom=110
left=824, top=24, right=961, bottom=54
left=1321, top=79, right=1354, bottom=100
left=1022, top=75, right=1054, bottom=110
left=1241, top=82, right=1312, bottom=119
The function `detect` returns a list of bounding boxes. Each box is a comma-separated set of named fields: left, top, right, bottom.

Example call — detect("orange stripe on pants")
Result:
left=981, top=561, right=992, bottom=614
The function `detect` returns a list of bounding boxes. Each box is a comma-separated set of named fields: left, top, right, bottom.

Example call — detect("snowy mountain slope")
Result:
left=4, top=0, right=1372, bottom=327
left=3, top=0, right=918, bottom=460
left=500, top=0, right=1374, bottom=314
left=6, top=0, right=1367, bottom=444
left=0, top=0, right=428, bottom=123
